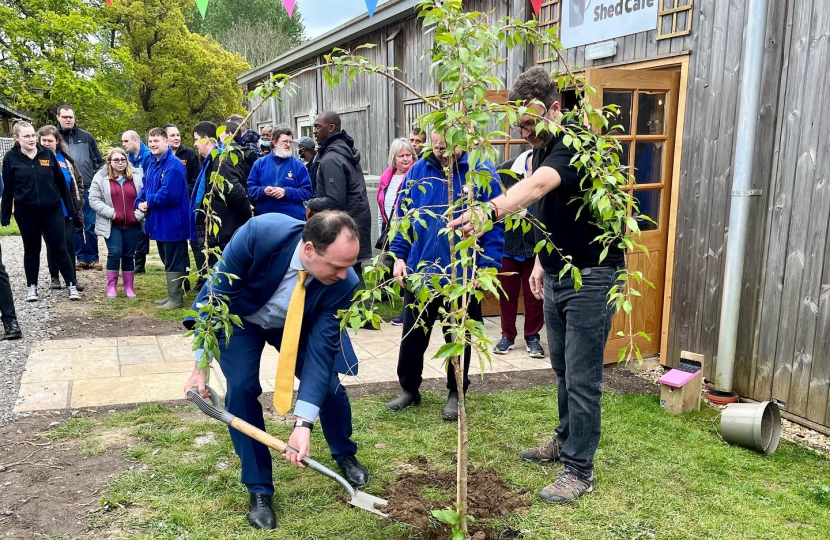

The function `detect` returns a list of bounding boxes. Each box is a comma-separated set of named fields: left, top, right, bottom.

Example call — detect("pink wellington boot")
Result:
left=106, top=271, right=119, bottom=298
left=122, top=271, right=136, bottom=298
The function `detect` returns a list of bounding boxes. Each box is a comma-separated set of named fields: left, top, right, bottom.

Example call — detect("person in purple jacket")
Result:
left=136, top=127, right=189, bottom=310
left=246, top=125, right=312, bottom=220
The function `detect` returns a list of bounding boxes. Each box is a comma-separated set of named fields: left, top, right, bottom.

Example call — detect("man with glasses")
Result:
left=450, top=66, right=625, bottom=503
left=246, top=125, right=312, bottom=221
left=56, top=104, right=104, bottom=271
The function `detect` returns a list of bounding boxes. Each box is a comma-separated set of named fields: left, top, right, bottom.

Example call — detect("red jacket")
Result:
left=109, top=178, right=139, bottom=227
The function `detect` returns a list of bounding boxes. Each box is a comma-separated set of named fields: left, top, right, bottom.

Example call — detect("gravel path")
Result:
left=0, top=235, right=71, bottom=426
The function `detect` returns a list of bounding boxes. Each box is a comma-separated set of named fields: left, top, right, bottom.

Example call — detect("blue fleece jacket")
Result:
left=247, top=153, right=312, bottom=220
left=390, top=152, right=505, bottom=285
left=127, top=142, right=153, bottom=173
left=136, top=147, right=189, bottom=242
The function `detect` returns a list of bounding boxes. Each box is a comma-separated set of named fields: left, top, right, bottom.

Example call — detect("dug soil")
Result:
left=385, top=457, right=527, bottom=539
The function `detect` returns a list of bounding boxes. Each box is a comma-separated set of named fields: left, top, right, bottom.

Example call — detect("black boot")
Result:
left=336, top=455, right=369, bottom=487
left=134, top=253, right=146, bottom=274
left=2, top=317, right=22, bottom=340
left=442, top=391, right=459, bottom=422
left=246, top=494, right=276, bottom=530
left=385, top=390, right=421, bottom=411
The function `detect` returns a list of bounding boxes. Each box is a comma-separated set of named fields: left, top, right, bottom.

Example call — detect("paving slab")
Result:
left=14, top=315, right=549, bottom=412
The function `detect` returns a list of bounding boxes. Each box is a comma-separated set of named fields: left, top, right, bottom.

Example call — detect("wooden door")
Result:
left=584, top=68, right=681, bottom=363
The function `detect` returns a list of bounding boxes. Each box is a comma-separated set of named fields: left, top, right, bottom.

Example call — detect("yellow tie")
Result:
left=273, top=270, right=308, bottom=415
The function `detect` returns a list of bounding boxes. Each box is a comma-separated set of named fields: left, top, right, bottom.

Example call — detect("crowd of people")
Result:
left=2, top=66, right=622, bottom=531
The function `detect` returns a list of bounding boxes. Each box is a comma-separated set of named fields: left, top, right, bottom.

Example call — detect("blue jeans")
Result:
left=544, top=266, right=618, bottom=479
left=74, top=188, right=99, bottom=263
left=105, top=225, right=141, bottom=272
left=218, top=322, right=357, bottom=495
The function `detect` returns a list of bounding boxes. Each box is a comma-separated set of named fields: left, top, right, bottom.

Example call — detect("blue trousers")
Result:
left=544, top=266, right=618, bottom=480
left=105, top=225, right=141, bottom=272
left=218, top=322, right=357, bottom=495
left=74, top=188, right=99, bottom=263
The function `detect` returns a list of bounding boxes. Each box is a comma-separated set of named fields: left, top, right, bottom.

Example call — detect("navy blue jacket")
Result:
left=247, top=153, right=312, bottom=220
left=136, top=147, right=189, bottom=242
left=390, top=152, right=505, bottom=284
left=184, top=214, right=360, bottom=420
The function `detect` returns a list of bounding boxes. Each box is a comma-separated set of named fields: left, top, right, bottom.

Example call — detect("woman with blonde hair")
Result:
left=1, top=121, right=80, bottom=301
left=88, top=148, right=145, bottom=298
left=38, top=125, right=85, bottom=291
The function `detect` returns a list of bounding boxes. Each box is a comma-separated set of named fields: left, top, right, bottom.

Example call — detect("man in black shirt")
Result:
left=451, top=67, right=624, bottom=503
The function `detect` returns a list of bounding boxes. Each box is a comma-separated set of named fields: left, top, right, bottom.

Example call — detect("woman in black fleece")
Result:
left=0, top=121, right=80, bottom=301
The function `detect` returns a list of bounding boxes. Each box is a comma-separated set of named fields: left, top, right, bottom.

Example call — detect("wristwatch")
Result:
left=294, top=419, right=314, bottom=431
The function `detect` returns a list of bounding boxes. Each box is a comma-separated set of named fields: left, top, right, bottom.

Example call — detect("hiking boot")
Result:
left=390, top=313, right=404, bottom=326
left=493, top=336, right=514, bottom=355
left=90, top=262, right=103, bottom=271
left=26, top=285, right=38, bottom=302
left=67, top=285, right=80, bottom=301
left=519, top=438, right=561, bottom=464
left=2, top=318, right=22, bottom=340
left=50, top=277, right=62, bottom=290
left=385, top=390, right=421, bottom=411
left=538, top=470, right=594, bottom=503
left=526, top=334, right=545, bottom=358
left=75, top=262, right=89, bottom=270
left=442, top=391, right=459, bottom=422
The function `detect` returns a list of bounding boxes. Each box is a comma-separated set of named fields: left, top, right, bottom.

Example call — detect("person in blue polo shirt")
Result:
left=246, top=125, right=312, bottom=220
left=136, top=127, right=189, bottom=309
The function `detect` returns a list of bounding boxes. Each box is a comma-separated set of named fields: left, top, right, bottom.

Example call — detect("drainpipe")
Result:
left=269, top=71, right=278, bottom=126
left=715, top=0, right=770, bottom=392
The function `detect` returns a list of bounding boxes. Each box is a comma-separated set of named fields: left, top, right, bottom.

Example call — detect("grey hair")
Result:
left=387, top=138, right=417, bottom=169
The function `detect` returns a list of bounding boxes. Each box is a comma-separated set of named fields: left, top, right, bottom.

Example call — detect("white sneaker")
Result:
left=67, top=285, right=80, bottom=301
left=26, top=285, right=38, bottom=302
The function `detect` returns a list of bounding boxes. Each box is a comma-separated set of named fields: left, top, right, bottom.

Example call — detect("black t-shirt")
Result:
left=531, top=134, right=625, bottom=274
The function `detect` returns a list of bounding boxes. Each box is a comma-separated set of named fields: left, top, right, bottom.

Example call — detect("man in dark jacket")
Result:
left=306, top=111, right=373, bottom=275
left=190, top=121, right=252, bottom=288
left=56, top=104, right=104, bottom=270
left=0, top=172, right=22, bottom=339
left=136, top=127, right=190, bottom=310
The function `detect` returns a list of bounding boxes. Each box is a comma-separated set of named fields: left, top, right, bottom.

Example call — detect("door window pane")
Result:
left=615, top=141, right=632, bottom=178
left=634, top=141, right=664, bottom=185
left=603, top=91, right=633, bottom=135
left=633, top=190, right=661, bottom=231
left=637, top=91, right=668, bottom=135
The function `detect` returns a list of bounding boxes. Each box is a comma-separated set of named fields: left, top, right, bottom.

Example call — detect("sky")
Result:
left=299, top=0, right=394, bottom=38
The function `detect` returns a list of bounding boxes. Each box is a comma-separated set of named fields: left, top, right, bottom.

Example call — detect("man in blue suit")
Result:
left=183, top=211, right=369, bottom=530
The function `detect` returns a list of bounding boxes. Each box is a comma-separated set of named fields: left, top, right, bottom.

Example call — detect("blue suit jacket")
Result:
left=184, top=213, right=360, bottom=417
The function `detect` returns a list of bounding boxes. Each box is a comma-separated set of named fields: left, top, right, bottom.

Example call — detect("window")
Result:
left=656, top=0, right=694, bottom=40
left=536, top=0, right=562, bottom=65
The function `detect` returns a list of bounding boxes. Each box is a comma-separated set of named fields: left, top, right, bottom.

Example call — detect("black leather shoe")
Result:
left=2, top=318, right=22, bottom=340
left=247, top=493, right=276, bottom=530
left=385, top=390, right=421, bottom=411
left=442, top=391, right=459, bottom=422
left=337, top=455, right=369, bottom=488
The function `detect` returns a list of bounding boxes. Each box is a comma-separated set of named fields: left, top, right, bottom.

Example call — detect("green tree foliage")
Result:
left=189, top=0, right=305, bottom=68
left=105, top=0, right=249, bottom=133
left=0, top=0, right=134, bottom=140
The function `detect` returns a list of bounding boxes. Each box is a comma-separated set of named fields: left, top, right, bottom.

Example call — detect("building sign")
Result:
left=561, top=0, right=659, bottom=49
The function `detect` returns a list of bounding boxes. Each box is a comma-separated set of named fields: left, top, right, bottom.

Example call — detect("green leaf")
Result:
left=431, top=509, right=460, bottom=526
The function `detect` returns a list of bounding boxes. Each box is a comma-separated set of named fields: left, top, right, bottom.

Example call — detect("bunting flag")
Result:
left=365, top=0, right=378, bottom=18
left=195, top=0, right=209, bottom=18
left=104, top=0, right=111, bottom=5
left=530, top=0, right=542, bottom=16
left=282, top=0, right=296, bottom=18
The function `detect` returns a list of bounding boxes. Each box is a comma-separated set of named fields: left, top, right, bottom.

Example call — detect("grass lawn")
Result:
left=49, top=388, right=830, bottom=540
left=0, top=217, right=20, bottom=236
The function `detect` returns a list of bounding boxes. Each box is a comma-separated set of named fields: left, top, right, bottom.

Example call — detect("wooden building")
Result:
left=239, top=0, right=830, bottom=430
left=0, top=102, right=31, bottom=138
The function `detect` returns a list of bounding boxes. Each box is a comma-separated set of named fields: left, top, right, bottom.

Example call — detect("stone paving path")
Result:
left=14, top=316, right=550, bottom=412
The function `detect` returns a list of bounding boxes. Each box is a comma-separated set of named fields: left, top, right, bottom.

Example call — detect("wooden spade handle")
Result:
left=230, top=417, right=289, bottom=453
